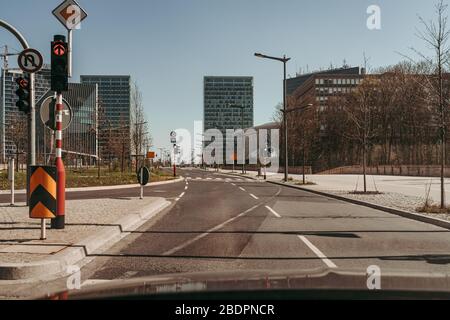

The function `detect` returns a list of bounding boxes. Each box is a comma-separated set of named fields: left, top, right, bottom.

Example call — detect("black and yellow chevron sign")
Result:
left=29, top=166, right=57, bottom=219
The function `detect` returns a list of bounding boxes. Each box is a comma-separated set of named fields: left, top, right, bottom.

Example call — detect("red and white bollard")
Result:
left=51, top=93, right=65, bottom=229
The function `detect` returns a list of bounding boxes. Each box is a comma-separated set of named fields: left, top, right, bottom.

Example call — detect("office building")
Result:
left=0, top=66, right=51, bottom=163
left=80, top=75, right=131, bottom=163
left=203, top=76, right=254, bottom=163
left=36, top=83, right=98, bottom=166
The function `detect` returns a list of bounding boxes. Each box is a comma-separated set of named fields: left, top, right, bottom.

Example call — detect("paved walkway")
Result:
left=0, top=196, right=169, bottom=278
left=211, top=168, right=450, bottom=204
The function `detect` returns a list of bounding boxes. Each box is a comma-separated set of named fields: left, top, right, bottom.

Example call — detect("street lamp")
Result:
left=255, top=52, right=312, bottom=182
left=255, top=52, right=291, bottom=181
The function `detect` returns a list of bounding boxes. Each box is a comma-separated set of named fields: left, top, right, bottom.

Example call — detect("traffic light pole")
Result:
left=173, top=145, right=177, bottom=177
left=51, top=93, right=65, bottom=229
left=0, top=20, right=36, bottom=205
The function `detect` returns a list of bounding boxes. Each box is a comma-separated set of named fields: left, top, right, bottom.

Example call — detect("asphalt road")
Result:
left=3, top=167, right=450, bottom=297
left=76, top=168, right=450, bottom=286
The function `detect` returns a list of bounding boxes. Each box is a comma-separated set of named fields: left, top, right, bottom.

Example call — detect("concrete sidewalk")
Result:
left=0, top=196, right=170, bottom=281
left=211, top=168, right=450, bottom=202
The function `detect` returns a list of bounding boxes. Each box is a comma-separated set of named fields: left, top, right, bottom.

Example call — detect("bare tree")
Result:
left=130, top=82, right=151, bottom=171
left=341, top=76, right=380, bottom=193
left=9, top=116, right=27, bottom=172
left=412, top=0, right=450, bottom=208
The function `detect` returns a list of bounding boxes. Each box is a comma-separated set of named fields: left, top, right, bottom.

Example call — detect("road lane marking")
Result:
left=185, top=186, right=188, bottom=190
left=163, top=204, right=260, bottom=256
left=239, top=187, right=246, bottom=192
left=249, top=193, right=259, bottom=200
left=298, top=235, right=337, bottom=269
left=231, top=183, right=236, bottom=186
left=265, top=205, right=281, bottom=218
left=179, top=192, right=185, bottom=198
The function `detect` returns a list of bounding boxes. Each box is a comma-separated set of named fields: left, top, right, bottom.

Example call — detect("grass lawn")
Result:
left=0, top=167, right=175, bottom=190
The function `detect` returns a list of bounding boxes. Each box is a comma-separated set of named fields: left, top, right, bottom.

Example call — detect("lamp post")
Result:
left=254, top=53, right=290, bottom=181
left=254, top=52, right=312, bottom=181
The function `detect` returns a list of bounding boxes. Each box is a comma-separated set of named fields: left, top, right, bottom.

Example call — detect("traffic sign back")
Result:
left=40, top=96, right=73, bottom=131
left=137, top=166, right=150, bottom=186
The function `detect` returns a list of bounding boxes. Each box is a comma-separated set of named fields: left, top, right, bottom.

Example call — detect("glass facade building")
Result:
left=203, top=76, right=254, bottom=164
left=36, top=83, right=98, bottom=166
left=204, top=76, right=254, bottom=133
left=0, top=66, right=51, bottom=163
left=80, top=75, right=131, bottom=162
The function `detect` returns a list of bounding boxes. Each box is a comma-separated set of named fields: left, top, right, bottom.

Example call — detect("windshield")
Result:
left=1, top=0, right=450, bottom=308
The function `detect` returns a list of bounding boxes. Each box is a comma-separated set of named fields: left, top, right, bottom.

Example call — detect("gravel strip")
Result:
left=303, top=188, right=450, bottom=223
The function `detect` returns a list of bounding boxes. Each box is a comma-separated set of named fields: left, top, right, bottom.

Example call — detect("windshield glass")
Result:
left=1, top=0, right=450, bottom=307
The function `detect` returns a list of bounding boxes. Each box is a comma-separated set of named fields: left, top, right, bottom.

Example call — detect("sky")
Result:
left=0, top=0, right=439, bottom=151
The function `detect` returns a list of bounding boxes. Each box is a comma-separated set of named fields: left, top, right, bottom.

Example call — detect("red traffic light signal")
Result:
left=53, top=43, right=66, bottom=56
left=15, top=77, right=31, bottom=113
left=17, top=78, right=29, bottom=89
left=51, top=35, right=68, bottom=93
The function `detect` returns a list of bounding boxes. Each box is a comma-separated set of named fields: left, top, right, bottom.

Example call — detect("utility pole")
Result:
left=0, top=20, right=36, bottom=194
left=50, top=35, right=69, bottom=229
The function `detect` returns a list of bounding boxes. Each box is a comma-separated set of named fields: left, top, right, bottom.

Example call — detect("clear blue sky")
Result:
left=0, top=0, right=438, bottom=150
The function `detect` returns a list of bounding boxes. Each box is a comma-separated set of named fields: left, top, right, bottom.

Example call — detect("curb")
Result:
left=0, top=176, right=184, bottom=195
left=267, top=180, right=450, bottom=231
left=0, top=198, right=171, bottom=281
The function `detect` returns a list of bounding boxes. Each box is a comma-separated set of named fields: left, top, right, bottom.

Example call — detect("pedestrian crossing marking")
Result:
left=186, top=177, right=250, bottom=182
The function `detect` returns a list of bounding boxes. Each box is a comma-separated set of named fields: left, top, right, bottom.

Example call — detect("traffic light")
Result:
left=51, top=35, right=68, bottom=93
left=15, top=77, right=31, bottom=113
left=46, top=98, right=57, bottom=130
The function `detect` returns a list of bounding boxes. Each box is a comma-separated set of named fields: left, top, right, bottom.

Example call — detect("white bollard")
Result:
left=8, top=158, right=14, bottom=206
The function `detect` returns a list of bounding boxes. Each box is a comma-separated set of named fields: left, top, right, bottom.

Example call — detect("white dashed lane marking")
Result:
left=249, top=193, right=259, bottom=200
left=163, top=204, right=260, bottom=256
left=265, top=205, right=281, bottom=218
left=298, top=235, right=337, bottom=269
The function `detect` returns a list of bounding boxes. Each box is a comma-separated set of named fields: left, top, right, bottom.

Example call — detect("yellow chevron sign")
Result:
left=29, top=166, right=57, bottom=219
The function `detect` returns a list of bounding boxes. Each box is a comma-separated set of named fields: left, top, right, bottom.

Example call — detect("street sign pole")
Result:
left=0, top=20, right=36, bottom=206
left=8, top=158, right=14, bottom=206
left=68, top=29, right=73, bottom=77
left=51, top=93, right=66, bottom=229
left=27, top=73, right=36, bottom=206
left=173, top=144, right=177, bottom=177
left=140, top=167, right=144, bottom=200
